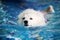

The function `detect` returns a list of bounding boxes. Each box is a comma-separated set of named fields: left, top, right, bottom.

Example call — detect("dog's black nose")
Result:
left=24, top=20, right=28, bottom=26
left=24, top=20, right=28, bottom=23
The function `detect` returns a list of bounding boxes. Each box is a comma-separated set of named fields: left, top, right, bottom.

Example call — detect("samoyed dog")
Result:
left=17, top=5, right=55, bottom=27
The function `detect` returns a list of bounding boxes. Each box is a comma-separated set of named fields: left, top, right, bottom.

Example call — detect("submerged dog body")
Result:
left=18, top=5, right=55, bottom=27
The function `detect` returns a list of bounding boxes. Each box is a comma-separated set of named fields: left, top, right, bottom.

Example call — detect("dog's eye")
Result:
left=30, top=18, right=33, bottom=20
left=22, top=17, right=25, bottom=20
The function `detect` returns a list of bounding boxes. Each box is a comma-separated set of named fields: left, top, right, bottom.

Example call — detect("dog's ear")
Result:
left=45, top=5, right=55, bottom=13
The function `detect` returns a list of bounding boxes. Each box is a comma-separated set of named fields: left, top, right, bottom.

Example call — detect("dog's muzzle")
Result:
left=24, top=20, right=28, bottom=26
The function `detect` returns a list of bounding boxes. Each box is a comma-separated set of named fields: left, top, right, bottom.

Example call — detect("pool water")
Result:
left=0, top=0, right=60, bottom=40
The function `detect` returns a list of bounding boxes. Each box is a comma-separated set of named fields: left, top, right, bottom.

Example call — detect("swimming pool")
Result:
left=0, top=0, right=60, bottom=40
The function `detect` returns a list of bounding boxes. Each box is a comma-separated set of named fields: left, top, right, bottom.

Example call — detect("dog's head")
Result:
left=17, top=5, right=55, bottom=27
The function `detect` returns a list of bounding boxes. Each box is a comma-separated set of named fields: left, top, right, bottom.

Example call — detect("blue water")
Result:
left=0, top=0, right=60, bottom=40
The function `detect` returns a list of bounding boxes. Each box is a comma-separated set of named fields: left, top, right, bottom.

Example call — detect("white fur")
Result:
left=18, top=9, right=46, bottom=27
left=17, top=5, right=54, bottom=27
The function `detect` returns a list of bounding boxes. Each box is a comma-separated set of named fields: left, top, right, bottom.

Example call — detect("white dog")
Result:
left=17, top=5, right=55, bottom=27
